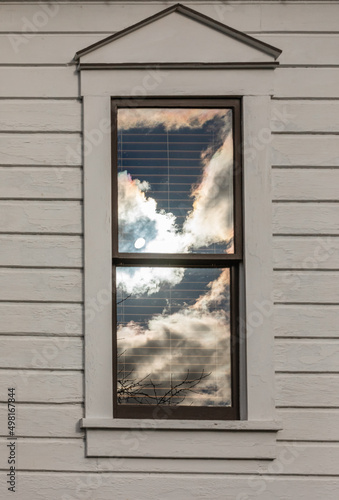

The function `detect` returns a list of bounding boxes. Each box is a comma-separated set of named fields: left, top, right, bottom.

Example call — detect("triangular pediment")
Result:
left=75, top=4, right=281, bottom=69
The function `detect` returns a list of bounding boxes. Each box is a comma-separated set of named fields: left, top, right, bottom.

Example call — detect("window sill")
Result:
left=81, top=418, right=281, bottom=459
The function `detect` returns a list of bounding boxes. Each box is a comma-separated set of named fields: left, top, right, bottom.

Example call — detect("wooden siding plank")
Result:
left=0, top=35, right=104, bottom=64
left=0, top=4, right=261, bottom=32
left=0, top=336, right=82, bottom=370
left=3, top=34, right=339, bottom=66
left=277, top=408, right=339, bottom=441
left=0, top=67, right=78, bottom=98
left=0, top=134, right=81, bottom=166
left=2, top=3, right=339, bottom=32
left=276, top=373, right=339, bottom=407
left=274, top=68, right=339, bottom=98
left=273, top=169, right=339, bottom=201
left=273, top=236, right=339, bottom=269
left=261, top=3, right=339, bottom=32
left=0, top=99, right=81, bottom=132
left=0, top=370, right=83, bottom=403
left=0, top=440, right=271, bottom=473
left=271, top=100, right=339, bottom=133
left=274, top=304, right=339, bottom=338
left=0, top=403, right=83, bottom=437
left=0, top=167, right=82, bottom=199
left=274, top=270, right=339, bottom=303
left=272, top=136, right=339, bottom=167
left=0, top=235, right=82, bottom=268
left=0, top=269, right=82, bottom=302
left=258, top=34, right=339, bottom=66
left=275, top=339, right=339, bottom=372
left=0, top=303, right=82, bottom=335
left=273, top=203, right=339, bottom=235
left=1, top=472, right=339, bottom=498
left=0, top=201, right=82, bottom=233
left=275, top=443, right=339, bottom=476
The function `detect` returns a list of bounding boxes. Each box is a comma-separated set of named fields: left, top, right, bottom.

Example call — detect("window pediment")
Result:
left=75, top=3, right=281, bottom=70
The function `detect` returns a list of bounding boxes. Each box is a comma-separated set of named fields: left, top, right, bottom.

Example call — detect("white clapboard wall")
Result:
left=0, top=1, right=339, bottom=498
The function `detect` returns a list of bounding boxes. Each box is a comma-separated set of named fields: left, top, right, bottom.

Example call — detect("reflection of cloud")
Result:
left=118, top=108, right=230, bottom=131
left=117, top=269, right=231, bottom=406
left=118, top=171, right=184, bottom=254
left=117, top=266, right=184, bottom=297
left=118, top=131, right=234, bottom=267
left=183, top=134, right=234, bottom=252
left=193, top=268, right=230, bottom=311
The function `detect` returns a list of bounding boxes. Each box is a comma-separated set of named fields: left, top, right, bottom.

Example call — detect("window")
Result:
left=112, top=99, right=242, bottom=420
left=78, top=3, right=281, bottom=461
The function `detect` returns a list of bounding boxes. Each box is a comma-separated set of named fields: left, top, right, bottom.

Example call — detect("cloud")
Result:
left=117, top=131, right=234, bottom=263
left=118, top=108, right=231, bottom=132
left=117, top=266, right=184, bottom=297
left=118, top=171, right=184, bottom=254
left=183, top=134, right=234, bottom=252
left=117, top=268, right=231, bottom=406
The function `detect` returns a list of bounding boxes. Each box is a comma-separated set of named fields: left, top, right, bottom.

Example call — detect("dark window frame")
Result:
left=111, top=97, right=242, bottom=420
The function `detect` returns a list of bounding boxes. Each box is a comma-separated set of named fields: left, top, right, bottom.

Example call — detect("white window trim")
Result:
left=80, top=69, right=280, bottom=461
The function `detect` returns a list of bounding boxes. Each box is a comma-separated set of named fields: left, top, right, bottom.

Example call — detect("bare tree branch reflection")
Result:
left=117, top=365, right=211, bottom=405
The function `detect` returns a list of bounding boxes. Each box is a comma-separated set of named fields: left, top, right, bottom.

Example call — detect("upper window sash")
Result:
left=111, top=98, right=242, bottom=265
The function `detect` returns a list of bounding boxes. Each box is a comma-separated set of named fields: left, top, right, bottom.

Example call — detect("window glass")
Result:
left=116, top=267, right=231, bottom=407
left=117, top=108, right=234, bottom=254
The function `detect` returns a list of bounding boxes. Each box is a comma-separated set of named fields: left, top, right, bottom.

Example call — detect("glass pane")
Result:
left=116, top=267, right=231, bottom=407
left=117, top=108, right=234, bottom=254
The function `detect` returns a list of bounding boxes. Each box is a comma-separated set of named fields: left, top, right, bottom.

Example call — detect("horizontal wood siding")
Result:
left=275, top=339, right=339, bottom=372
left=272, top=135, right=339, bottom=167
left=0, top=134, right=81, bottom=165
left=0, top=403, right=83, bottom=438
left=0, top=302, right=82, bottom=335
left=0, top=235, right=82, bottom=268
left=271, top=100, right=339, bottom=133
left=0, top=370, right=83, bottom=403
left=0, top=336, right=83, bottom=370
left=273, top=236, right=339, bottom=269
left=277, top=408, right=339, bottom=441
left=1, top=0, right=339, bottom=494
left=273, top=169, right=339, bottom=201
left=274, top=304, right=339, bottom=338
left=0, top=268, right=82, bottom=302
left=2, top=2, right=339, bottom=32
left=276, top=374, right=339, bottom=407
left=2, top=34, right=339, bottom=66
left=0, top=67, right=78, bottom=97
left=273, top=203, right=339, bottom=235
left=274, top=270, right=339, bottom=303
left=0, top=201, right=82, bottom=233
left=1, top=474, right=339, bottom=500
left=0, top=167, right=82, bottom=199
left=0, top=100, right=81, bottom=131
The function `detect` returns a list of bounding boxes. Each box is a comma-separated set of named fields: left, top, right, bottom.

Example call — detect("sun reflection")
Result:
left=134, top=237, right=146, bottom=249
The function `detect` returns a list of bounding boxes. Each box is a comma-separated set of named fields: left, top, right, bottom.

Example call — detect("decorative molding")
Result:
left=81, top=418, right=282, bottom=431
left=74, top=3, right=281, bottom=63
left=78, top=62, right=279, bottom=71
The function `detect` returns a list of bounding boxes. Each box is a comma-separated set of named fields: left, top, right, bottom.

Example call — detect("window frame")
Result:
left=79, top=79, right=280, bottom=463
left=111, top=97, right=242, bottom=421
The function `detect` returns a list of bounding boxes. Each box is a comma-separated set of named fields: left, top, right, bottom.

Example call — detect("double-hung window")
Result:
left=112, top=98, right=242, bottom=420
left=78, top=3, right=281, bottom=460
